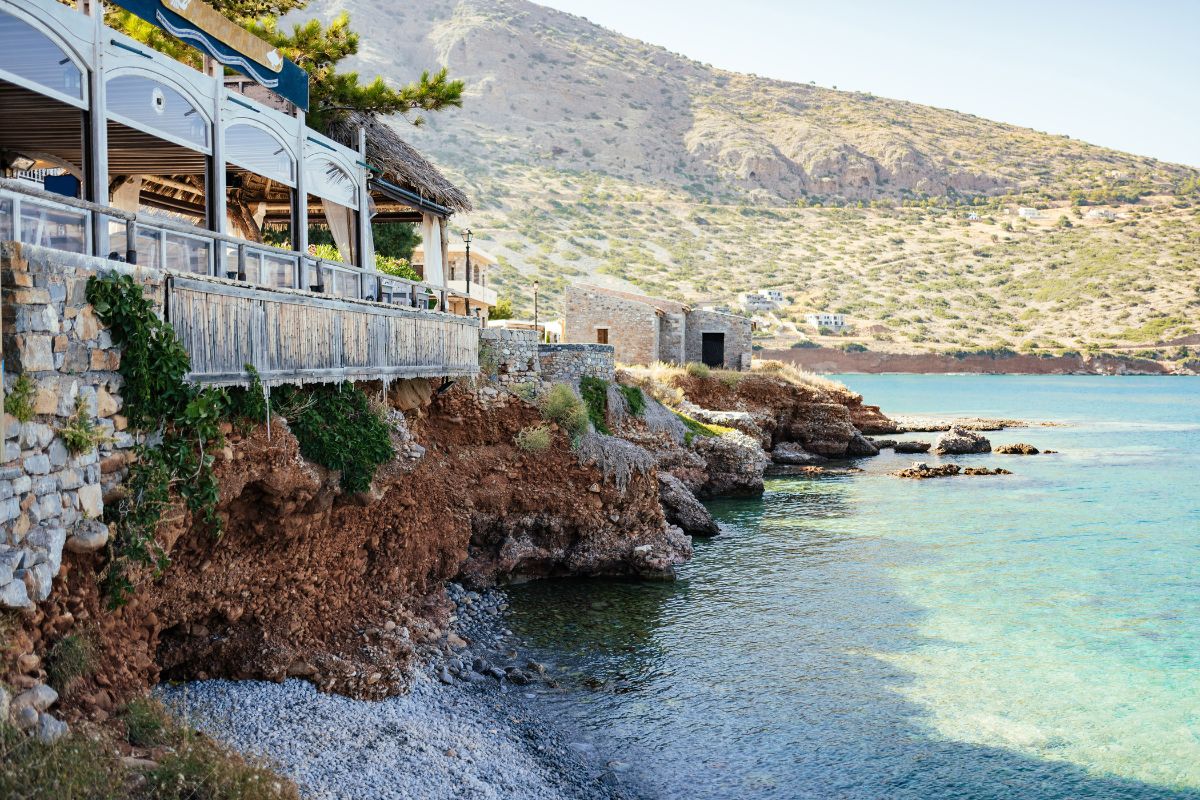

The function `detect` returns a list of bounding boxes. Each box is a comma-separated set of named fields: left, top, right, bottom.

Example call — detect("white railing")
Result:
left=0, top=179, right=463, bottom=313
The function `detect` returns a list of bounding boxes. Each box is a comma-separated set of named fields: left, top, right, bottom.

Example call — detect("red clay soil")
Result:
left=4, top=385, right=681, bottom=721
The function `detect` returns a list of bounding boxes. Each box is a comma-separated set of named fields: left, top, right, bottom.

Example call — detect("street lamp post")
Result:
left=533, top=280, right=540, bottom=342
left=461, top=228, right=473, bottom=317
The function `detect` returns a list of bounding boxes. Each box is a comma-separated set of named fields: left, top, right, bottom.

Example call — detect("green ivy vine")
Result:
left=86, top=274, right=397, bottom=606
left=86, top=274, right=261, bottom=606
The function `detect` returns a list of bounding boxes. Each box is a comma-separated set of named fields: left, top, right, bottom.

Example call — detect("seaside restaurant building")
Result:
left=0, top=0, right=469, bottom=309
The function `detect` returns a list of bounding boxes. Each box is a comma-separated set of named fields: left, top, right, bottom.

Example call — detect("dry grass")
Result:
left=0, top=697, right=301, bottom=800
left=752, top=360, right=846, bottom=393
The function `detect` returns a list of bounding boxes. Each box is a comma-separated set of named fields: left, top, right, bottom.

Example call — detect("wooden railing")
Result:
left=167, top=275, right=479, bottom=386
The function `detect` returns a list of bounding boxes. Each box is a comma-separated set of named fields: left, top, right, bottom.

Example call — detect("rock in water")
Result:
left=770, top=442, right=828, bottom=466
left=933, top=426, right=992, bottom=455
left=693, top=431, right=769, bottom=498
left=893, top=441, right=932, bottom=454
left=658, top=474, right=720, bottom=537
left=845, top=432, right=880, bottom=457
left=995, top=443, right=1040, bottom=455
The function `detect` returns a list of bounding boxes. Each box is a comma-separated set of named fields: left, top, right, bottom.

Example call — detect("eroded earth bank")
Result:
left=3, top=362, right=896, bottom=797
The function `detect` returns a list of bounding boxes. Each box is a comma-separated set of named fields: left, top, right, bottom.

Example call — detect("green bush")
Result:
left=45, top=632, right=97, bottom=695
left=56, top=396, right=112, bottom=456
left=272, top=383, right=394, bottom=493
left=145, top=733, right=300, bottom=800
left=514, top=424, right=552, bottom=452
left=490, top=297, right=515, bottom=320
left=376, top=256, right=421, bottom=282
left=538, top=383, right=589, bottom=442
left=684, top=361, right=711, bottom=378
left=3, top=373, right=36, bottom=423
left=618, top=385, right=646, bottom=417
left=579, top=376, right=611, bottom=434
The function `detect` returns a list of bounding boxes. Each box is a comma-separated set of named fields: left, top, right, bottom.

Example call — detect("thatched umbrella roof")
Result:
left=326, top=111, right=471, bottom=214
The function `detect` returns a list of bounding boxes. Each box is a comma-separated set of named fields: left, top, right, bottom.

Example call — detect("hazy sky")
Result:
left=537, top=0, right=1200, bottom=167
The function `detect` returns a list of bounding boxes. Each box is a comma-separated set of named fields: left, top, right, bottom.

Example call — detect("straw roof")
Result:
left=326, top=112, right=471, bottom=214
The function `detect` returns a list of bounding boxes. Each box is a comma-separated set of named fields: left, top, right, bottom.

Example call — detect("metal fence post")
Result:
left=125, top=219, right=137, bottom=264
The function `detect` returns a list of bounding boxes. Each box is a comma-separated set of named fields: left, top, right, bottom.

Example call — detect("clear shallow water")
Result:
left=506, top=376, right=1200, bottom=800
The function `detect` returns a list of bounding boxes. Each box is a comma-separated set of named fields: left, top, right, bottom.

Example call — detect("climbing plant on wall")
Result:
left=85, top=274, right=262, bottom=606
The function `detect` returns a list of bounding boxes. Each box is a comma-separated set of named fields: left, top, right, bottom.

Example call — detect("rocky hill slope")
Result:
left=315, top=0, right=1200, bottom=355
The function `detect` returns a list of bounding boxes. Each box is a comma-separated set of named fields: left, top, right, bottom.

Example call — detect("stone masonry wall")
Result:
left=479, top=328, right=540, bottom=386
left=685, top=309, right=754, bottom=371
left=564, top=284, right=659, bottom=366
left=658, top=312, right=686, bottom=365
left=538, top=344, right=615, bottom=385
left=1, top=243, right=145, bottom=609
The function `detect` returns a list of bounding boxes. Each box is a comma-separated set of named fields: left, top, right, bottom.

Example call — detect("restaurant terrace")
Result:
left=0, top=0, right=480, bottom=384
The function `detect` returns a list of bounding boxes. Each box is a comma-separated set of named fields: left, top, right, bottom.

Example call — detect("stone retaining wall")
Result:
left=477, top=329, right=616, bottom=388
left=1, top=243, right=143, bottom=608
left=538, top=343, right=615, bottom=385
left=479, top=328, right=540, bottom=385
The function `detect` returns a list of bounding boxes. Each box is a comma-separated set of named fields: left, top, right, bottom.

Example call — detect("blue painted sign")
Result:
left=114, top=0, right=309, bottom=110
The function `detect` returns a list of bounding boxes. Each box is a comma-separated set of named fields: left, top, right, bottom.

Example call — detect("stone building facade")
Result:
left=564, top=284, right=753, bottom=370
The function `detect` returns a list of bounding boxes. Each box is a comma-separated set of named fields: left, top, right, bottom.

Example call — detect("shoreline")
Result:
left=760, top=346, right=1195, bottom=376
left=160, top=583, right=644, bottom=800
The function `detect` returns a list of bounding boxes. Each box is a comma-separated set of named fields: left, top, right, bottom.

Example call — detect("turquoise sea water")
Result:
left=506, top=375, right=1200, bottom=800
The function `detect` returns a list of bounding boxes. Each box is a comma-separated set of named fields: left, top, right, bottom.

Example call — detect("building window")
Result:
left=0, top=9, right=85, bottom=106
left=596, top=328, right=609, bottom=344
left=226, top=122, right=295, bottom=186
left=304, top=155, right=358, bottom=208
left=106, top=73, right=211, bottom=152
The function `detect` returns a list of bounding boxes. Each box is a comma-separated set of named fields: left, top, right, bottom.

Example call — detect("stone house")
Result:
left=564, top=284, right=753, bottom=370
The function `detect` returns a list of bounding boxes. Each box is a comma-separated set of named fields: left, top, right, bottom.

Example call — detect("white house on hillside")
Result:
left=741, top=289, right=784, bottom=311
left=806, top=312, right=847, bottom=331
left=1018, top=207, right=1042, bottom=220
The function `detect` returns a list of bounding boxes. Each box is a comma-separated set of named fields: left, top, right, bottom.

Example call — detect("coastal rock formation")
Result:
left=893, top=441, right=932, bottom=454
left=658, top=473, right=721, bottom=537
left=934, top=426, right=993, bottom=455
left=846, top=432, right=881, bottom=457
left=668, top=370, right=895, bottom=458
left=995, top=443, right=1040, bottom=455
left=692, top=431, right=769, bottom=498
left=771, top=442, right=828, bottom=465
left=686, top=407, right=772, bottom=449
left=893, top=463, right=1012, bottom=479
left=5, top=384, right=685, bottom=715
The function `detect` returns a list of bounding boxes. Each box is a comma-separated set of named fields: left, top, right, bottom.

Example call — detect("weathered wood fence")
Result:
left=167, top=276, right=480, bottom=386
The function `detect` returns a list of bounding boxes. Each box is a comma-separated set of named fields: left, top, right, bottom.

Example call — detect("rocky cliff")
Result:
left=4, top=382, right=688, bottom=720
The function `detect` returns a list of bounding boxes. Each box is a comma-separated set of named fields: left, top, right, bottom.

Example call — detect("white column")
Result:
left=209, top=59, right=226, bottom=277
left=87, top=2, right=109, bottom=257
left=295, top=110, right=308, bottom=289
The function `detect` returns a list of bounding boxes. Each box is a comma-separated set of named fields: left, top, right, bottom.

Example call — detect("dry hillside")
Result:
left=313, top=0, right=1200, bottom=357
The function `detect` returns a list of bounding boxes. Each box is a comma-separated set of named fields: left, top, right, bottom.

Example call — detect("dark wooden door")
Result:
left=701, top=332, right=725, bottom=367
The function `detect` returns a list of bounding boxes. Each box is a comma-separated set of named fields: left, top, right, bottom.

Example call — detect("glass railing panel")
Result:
left=334, top=269, right=360, bottom=299
left=261, top=251, right=296, bottom=289
left=242, top=251, right=262, bottom=285
left=0, top=195, right=12, bottom=241
left=163, top=231, right=211, bottom=275
left=18, top=198, right=87, bottom=253
left=136, top=229, right=161, bottom=270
